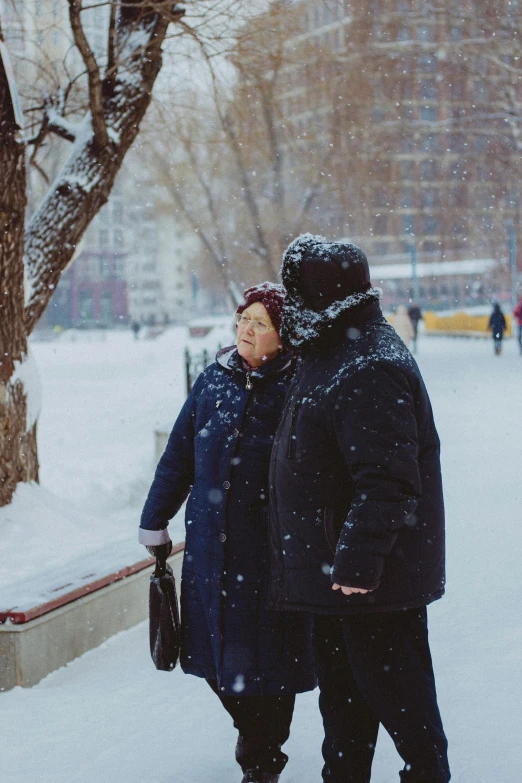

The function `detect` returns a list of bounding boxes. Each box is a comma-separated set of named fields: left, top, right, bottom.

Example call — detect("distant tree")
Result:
left=139, top=1, right=332, bottom=302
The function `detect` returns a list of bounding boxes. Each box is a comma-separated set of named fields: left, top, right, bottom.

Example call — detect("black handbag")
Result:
left=149, top=558, right=180, bottom=671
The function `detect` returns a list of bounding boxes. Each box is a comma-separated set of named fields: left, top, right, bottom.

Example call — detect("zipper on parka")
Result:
left=287, top=401, right=301, bottom=459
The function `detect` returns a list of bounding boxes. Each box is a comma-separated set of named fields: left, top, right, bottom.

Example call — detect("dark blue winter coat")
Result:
left=489, top=306, right=507, bottom=340
left=140, top=347, right=316, bottom=696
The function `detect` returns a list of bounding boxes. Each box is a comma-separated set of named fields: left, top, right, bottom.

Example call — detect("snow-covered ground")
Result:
left=1, top=332, right=521, bottom=782
left=0, top=325, right=232, bottom=610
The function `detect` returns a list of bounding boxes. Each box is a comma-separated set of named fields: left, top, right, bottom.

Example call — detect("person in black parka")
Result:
left=268, top=234, right=450, bottom=783
left=139, top=283, right=315, bottom=783
left=488, top=302, right=507, bottom=355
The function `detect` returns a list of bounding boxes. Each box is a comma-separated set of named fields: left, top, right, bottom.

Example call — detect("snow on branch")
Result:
left=68, top=0, right=109, bottom=149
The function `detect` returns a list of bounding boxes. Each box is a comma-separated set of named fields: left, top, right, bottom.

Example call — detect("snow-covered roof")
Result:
left=371, top=258, right=496, bottom=281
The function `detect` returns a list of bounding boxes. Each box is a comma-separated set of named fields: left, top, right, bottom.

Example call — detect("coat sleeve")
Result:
left=331, top=363, right=422, bottom=590
left=139, top=377, right=200, bottom=545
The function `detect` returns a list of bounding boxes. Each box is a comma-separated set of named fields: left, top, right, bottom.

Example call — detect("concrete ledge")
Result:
left=0, top=547, right=184, bottom=692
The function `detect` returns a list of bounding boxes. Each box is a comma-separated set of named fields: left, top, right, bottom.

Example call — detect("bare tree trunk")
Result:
left=0, top=42, right=38, bottom=505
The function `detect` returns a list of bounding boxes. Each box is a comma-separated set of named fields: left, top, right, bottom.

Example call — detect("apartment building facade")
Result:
left=271, top=0, right=521, bottom=306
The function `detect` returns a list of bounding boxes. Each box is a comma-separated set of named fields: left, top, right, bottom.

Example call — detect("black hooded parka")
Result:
left=268, top=236, right=446, bottom=615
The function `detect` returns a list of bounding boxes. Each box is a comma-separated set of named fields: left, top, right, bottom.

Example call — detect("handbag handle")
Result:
left=153, top=555, right=169, bottom=578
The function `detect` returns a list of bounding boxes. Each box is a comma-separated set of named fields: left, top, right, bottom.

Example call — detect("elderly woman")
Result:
left=139, top=283, right=315, bottom=783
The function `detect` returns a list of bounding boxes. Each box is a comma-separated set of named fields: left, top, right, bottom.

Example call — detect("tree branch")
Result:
left=68, top=0, right=109, bottom=149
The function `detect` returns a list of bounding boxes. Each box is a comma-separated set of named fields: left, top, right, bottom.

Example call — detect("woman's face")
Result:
left=236, top=302, right=281, bottom=368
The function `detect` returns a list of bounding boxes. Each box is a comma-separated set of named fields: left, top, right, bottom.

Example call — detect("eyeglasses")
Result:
left=235, top=313, right=275, bottom=335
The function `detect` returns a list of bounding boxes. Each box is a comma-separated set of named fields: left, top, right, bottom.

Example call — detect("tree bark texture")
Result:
left=0, top=44, right=38, bottom=505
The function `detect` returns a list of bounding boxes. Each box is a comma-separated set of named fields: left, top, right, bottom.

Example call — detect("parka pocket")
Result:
left=323, top=507, right=337, bottom=555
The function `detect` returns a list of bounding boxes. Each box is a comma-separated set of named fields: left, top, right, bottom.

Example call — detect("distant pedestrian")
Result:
left=393, top=304, right=415, bottom=349
left=408, top=303, right=423, bottom=353
left=514, top=296, right=522, bottom=355
left=131, top=320, right=141, bottom=340
left=488, top=303, right=507, bottom=356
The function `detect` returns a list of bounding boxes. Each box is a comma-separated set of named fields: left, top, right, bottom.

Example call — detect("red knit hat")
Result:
left=236, top=282, right=286, bottom=333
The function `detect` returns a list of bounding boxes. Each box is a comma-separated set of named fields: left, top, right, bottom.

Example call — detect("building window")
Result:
left=422, top=159, right=438, bottom=180
left=402, top=215, right=415, bottom=235
left=421, top=80, right=437, bottom=100
left=451, top=161, right=467, bottom=181
left=79, top=291, right=94, bottom=321
left=100, top=260, right=111, bottom=280
left=424, top=216, right=440, bottom=234
left=418, top=25, right=434, bottom=42
left=101, top=290, right=113, bottom=323
left=398, top=27, right=410, bottom=41
left=473, top=135, right=488, bottom=152
left=450, top=26, right=462, bottom=42
left=473, top=81, right=487, bottom=101
left=449, top=185, right=466, bottom=207
left=424, top=241, right=439, bottom=252
left=449, top=133, right=466, bottom=152
left=422, top=188, right=439, bottom=208
left=400, top=187, right=415, bottom=208
left=418, top=56, right=436, bottom=72
left=401, top=160, right=414, bottom=180
left=422, top=135, right=437, bottom=152
left=374, top=214, right=388, bottom=235
left=420, top=105, right=437, bottom=121
left=372, top=189, right=388, bottom=208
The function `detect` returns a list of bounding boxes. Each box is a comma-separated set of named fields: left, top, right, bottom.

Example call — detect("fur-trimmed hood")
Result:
left=280, top=233, right=381, bottom=348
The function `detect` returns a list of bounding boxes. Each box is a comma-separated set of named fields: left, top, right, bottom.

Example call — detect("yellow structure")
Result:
left=423, top=311, right=512, bottom=337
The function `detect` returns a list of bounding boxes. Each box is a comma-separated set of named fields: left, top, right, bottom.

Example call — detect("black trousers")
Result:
left=313, top=608, right=450, bottom=783
left=206, top=679, right=295, bottom=774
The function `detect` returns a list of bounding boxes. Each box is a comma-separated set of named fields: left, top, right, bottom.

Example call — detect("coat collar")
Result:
left=216, top=346, right=295, bottom=380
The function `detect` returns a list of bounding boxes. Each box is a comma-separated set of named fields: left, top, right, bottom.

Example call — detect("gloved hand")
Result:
left=146, top=541, right=172, bottom=562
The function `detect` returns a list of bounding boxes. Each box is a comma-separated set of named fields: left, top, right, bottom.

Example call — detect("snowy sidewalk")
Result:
left=1, top=335, right=521, bottom=781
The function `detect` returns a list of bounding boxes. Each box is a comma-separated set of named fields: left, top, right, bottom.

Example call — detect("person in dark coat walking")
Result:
left=140, top=282, right=315, bottom=783
left=407, top=302, right=423, bottom=353
left=488, top=302, right=507, bottom=355
left=268, top=234, right=450, bottom=783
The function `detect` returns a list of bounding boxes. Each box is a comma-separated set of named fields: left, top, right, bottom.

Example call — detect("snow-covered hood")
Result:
left=280, top=233, right=381, bottom=348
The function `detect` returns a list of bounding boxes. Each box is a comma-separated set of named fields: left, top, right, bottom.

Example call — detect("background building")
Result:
left=269, top=0, right=521, bottom=308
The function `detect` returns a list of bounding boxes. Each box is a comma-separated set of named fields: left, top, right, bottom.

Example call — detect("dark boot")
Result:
left=241, top=771, right=280, bottom=783
left=235, top=734, right=288, bottom=778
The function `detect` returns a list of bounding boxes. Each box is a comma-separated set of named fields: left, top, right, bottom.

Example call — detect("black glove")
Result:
left=146, top=541, right=172, bottom=562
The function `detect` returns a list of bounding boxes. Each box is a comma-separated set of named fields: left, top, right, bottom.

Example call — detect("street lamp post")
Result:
left=507, top=222, right=518, bottom=312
